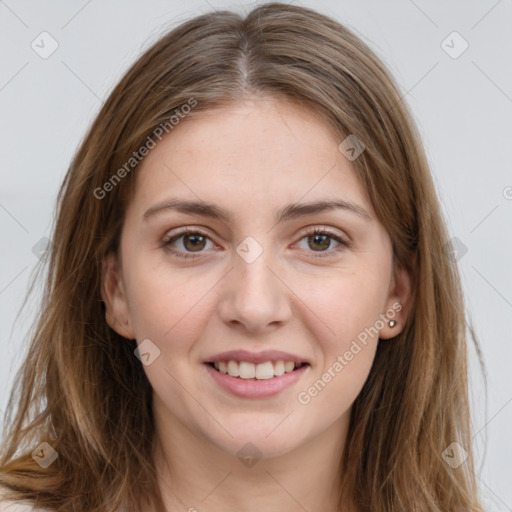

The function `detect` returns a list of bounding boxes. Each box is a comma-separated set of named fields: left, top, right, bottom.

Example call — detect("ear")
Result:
left=100, top=251, right=135, bottom=340
left=379, top=261, right=413, bottom=340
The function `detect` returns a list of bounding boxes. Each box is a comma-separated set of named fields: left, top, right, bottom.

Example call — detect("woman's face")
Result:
left=102, top=96, right=410, bottom=461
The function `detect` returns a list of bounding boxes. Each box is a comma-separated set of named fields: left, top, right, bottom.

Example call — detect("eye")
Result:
left=161, top=228, right=216, bottom=260
left=161, top=226, right=350, bottom=260
left=294, top=227, right=350, bottom=258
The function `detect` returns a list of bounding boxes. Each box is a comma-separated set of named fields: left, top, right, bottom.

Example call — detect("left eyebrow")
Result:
left=142, top=198, right=372, bottom=223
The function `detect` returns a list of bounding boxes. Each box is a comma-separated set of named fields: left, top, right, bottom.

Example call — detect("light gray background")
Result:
left=0, top=1, right=510, bottom=510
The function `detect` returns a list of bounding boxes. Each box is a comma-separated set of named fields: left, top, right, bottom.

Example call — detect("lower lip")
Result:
left=204, top=363, right=309, bottom=398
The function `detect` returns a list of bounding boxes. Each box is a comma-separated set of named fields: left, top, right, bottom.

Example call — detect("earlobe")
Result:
left=100, top=252, right=135, bottom=339
left=380, top=264, right=413, bottom=340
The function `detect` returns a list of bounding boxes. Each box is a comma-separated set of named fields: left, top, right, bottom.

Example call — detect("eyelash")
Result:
left=161, top=227, right=350, bottom=260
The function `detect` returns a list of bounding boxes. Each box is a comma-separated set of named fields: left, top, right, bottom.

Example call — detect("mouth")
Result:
left=205, top=360, right=310, bottom=380
left=204, top=359, right=310, bottom=398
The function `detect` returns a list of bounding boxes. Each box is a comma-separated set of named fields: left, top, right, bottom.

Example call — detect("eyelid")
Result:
left=162, top=225, right=216, bottom=240
left=295, top=224, right=349, bottom=243
left=291, top=226, right=351, bottom=257
left=162, top=224, right=349, bottom=243
left=161, top=225, right=350, bottom=259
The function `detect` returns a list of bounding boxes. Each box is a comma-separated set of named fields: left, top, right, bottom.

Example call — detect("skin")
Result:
left=101, top=96, right=411, bottom=512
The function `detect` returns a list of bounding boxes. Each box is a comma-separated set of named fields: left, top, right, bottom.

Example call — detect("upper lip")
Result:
left=205, top=350, right=309, bottom=365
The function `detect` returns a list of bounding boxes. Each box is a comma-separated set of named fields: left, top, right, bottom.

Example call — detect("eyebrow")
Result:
left=143, top=197, right=371, bottom=223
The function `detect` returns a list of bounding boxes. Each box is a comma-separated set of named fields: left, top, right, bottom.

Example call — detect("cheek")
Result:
left=295, top=269, right=386, bottom=405
left=296, top=275, right=382, bottom=414
left=123, top=257, right=216, bottom=351
left=305, top=268, right=389, bottom=347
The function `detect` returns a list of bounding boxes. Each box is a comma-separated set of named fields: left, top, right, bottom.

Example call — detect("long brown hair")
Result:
left=0, top=3, right=487, bottom=511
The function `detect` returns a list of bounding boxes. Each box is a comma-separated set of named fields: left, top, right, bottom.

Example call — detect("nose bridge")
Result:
left=236, top=241, right=275, bottom=296
left=217, top=235, right=291, bottom=331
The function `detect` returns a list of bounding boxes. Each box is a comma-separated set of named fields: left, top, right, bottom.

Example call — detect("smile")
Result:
left=204, top=361, right=310, bottom=398
left=208, top=360, right=307, bottom=380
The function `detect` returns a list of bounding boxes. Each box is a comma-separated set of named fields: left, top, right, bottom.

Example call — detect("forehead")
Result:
left=160, top=97, right=340, bottom=163
left=128, top=97, right=371, bottom=219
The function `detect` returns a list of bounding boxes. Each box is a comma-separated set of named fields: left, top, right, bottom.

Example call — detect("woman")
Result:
left=0, top=3, right=487, bottom=511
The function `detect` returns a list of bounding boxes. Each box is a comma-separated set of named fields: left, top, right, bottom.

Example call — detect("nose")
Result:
left=216, top=244, right=293, bottom=334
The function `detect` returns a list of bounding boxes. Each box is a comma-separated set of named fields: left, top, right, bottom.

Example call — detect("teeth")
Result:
left=239, top=361, right=256, bottom=379
left=284, top=361, right=295, bottom=372
left=255, top=361, right=274, bottom=380
left=227, top=360, right=239, bottom=377
left=273, top=360, right=285, bottom=376
left=211, top=360, right=305, bottom=380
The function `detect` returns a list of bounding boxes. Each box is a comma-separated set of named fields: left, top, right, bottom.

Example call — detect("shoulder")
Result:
left=0, top=487, right=52, bottom=512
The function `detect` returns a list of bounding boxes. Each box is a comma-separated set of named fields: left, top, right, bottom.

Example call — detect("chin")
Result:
left=205, top=420, right=306, bottom=460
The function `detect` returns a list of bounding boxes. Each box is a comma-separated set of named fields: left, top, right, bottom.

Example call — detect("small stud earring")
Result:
left=389, top=320, right=397, bottom=328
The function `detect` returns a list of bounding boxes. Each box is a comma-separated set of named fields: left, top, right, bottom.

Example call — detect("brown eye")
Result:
left=182, top=233, right=207, bottom=252
left=307, top=233, right=332, bottom=251
left=162, top=229, right=215, bottom=260
left=295, top=227, right=349, bottom=257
